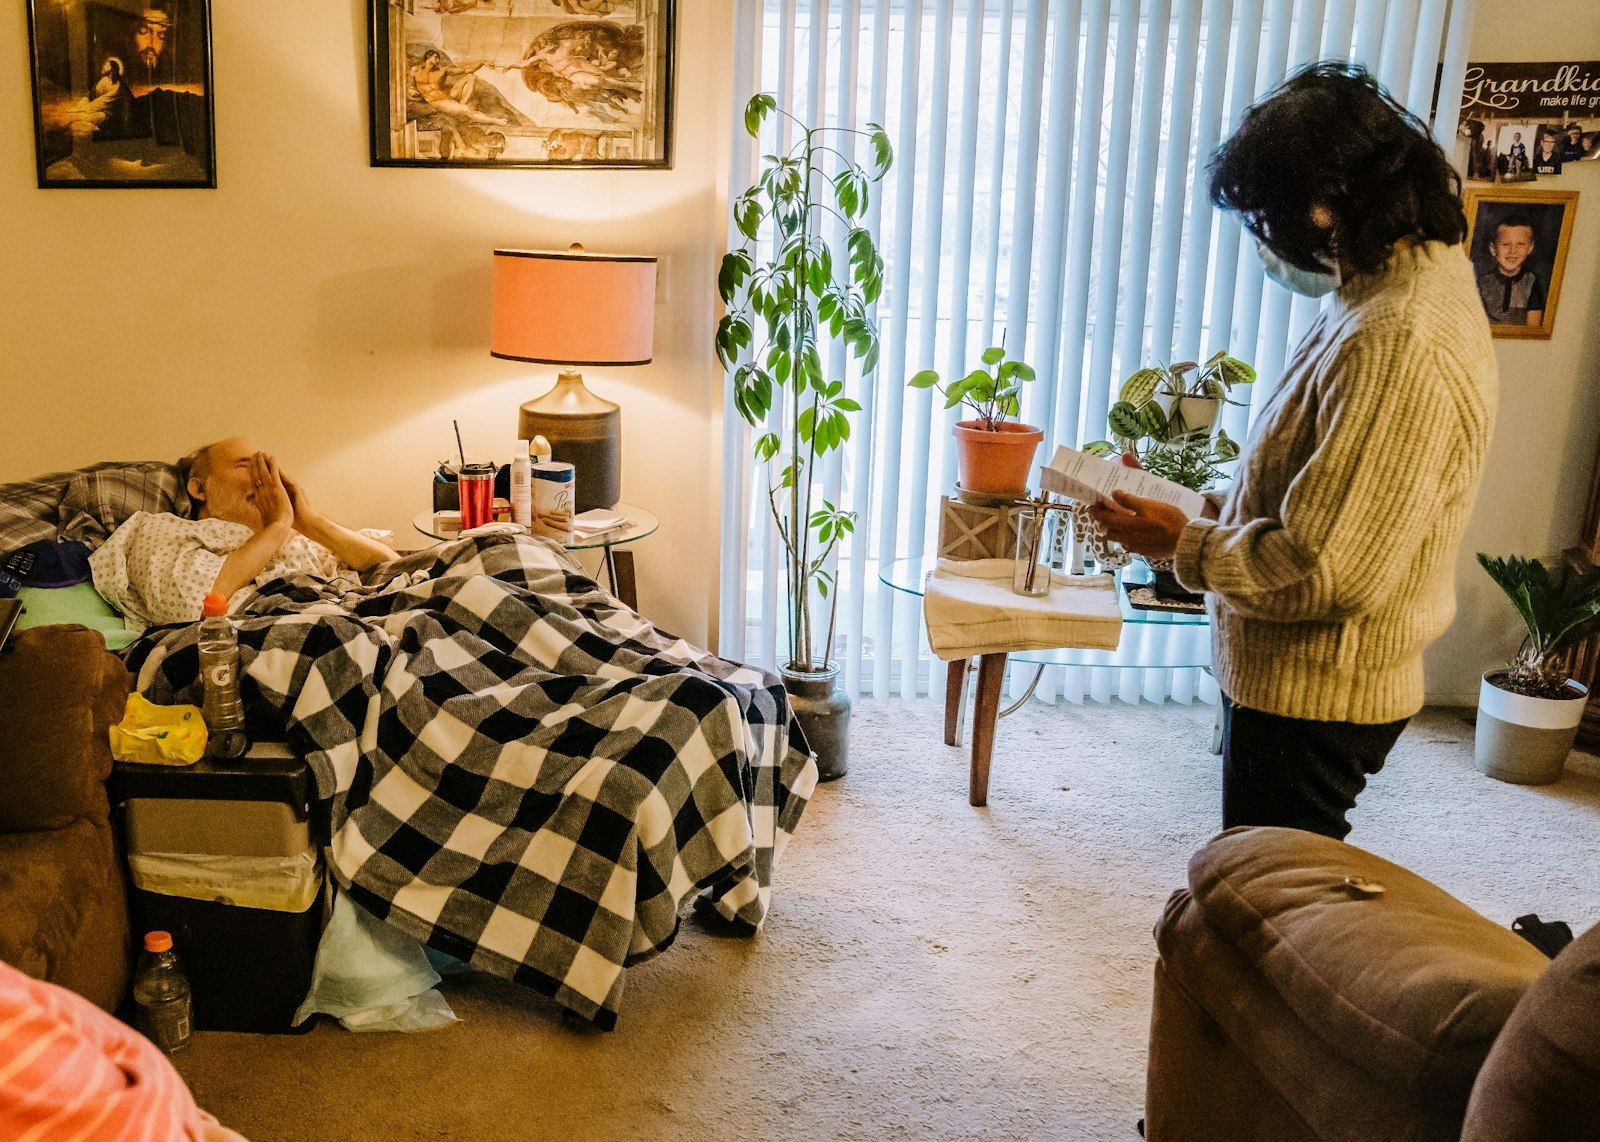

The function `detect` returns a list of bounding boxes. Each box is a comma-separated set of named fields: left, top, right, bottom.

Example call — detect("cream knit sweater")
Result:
left=1174, top=241, right=1497, bottom=723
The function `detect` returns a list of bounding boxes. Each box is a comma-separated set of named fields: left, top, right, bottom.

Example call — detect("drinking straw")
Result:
left=453, top=420, right=466, bottom=471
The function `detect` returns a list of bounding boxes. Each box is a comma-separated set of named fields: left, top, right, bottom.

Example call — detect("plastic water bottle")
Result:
left=133, top=931, right=193, bottom=1054
left=199, top=592, right=248, bottom=759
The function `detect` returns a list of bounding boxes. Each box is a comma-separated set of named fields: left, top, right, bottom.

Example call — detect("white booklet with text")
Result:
left=1041, top=445, right=1207, bottom=520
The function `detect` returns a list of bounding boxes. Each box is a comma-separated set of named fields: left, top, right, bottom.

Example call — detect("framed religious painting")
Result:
left=368, top=0, right=676, bottom=169
left=25, top=0, right=216, bottom=188
left=1464, top=188, right=1578, bottom=340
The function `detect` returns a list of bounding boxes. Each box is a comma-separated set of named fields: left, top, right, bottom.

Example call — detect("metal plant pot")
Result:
left=782, top=663, right=851, bottom=781
left=1475, top=671, right=1587, bottom=785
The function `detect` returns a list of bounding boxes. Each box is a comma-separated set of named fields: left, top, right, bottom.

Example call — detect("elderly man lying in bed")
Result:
left=90, top=437, right=398, bottom=629
left=94, top=438, right=816, bottom=1029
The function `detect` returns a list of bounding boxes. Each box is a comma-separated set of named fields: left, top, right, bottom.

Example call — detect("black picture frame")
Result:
left=367, top=0, right=676, bottom=170
left=25, top=0, right=217, bottom=189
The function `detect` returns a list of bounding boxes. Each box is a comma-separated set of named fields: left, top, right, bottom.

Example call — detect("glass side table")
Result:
left=879, top=554, right=1212, bottom=805
left=413, top=503, right=659, bottom=611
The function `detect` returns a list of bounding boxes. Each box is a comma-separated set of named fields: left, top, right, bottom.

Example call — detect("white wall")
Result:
left=0, top=0, right=733, bottom=645
left=1423, top=0, right=1600, bottom=703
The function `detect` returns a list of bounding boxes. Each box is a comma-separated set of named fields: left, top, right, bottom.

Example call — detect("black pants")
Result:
left=1221, top=696, right=1410, bottom=840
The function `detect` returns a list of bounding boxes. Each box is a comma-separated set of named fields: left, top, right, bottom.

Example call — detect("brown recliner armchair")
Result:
left=0, top=625, right=133, bottom=1010
left=1147, top=826, right=1600, bottom=1141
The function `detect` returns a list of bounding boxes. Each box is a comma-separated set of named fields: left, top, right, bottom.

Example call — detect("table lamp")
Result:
left=491, top=244, right=657, bottom=511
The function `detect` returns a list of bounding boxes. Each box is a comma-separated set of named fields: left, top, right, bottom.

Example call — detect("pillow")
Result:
left=57, top=462, right=189, bottom=549
left=14, top=584, right=137, bottom=650
left=0, top=461, right=188, bottom=558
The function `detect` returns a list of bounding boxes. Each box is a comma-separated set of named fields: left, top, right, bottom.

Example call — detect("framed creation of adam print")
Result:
left=1464, top=188, right=1579, bottom=340
left=25, top=0, right=216, bottom=188
left=368, top=0, right=676, bottom=170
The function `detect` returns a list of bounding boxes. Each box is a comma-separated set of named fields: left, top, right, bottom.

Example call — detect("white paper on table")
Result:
left=1041, top=445, right=1207, bottom=519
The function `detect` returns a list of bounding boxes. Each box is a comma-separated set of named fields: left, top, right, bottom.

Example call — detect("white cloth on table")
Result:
left=90, top=510, right=341, bottom=631
left=922, top=558, right=1123, bottom=662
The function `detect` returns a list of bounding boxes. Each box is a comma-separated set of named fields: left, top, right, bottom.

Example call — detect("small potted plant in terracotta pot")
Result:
left=1474, top=553, right=1600, bottom=785
left=909, top=344, right=1040, bottom=497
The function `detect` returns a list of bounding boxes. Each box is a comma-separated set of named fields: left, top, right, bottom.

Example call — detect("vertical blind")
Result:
left=720, top=0, right=1479, bottom=702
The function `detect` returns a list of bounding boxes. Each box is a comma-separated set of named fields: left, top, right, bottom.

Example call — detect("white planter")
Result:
left=1175, top=396, right=1222, bottom=436
left=1475, top=671, right=1587, bottom=785
left=1153, top=394, right=1221, bottom=438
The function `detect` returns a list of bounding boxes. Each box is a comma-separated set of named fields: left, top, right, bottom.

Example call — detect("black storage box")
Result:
left=111, top=745, right=326, bottom=1034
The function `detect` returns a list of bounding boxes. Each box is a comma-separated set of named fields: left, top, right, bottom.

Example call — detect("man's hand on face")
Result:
left=250, top=452, right=294, bottom=534
left=278, top=469, right=318, bottom=533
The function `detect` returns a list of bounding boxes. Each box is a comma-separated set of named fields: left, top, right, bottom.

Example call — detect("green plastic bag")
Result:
left=109, top=692, right=208, bottom=766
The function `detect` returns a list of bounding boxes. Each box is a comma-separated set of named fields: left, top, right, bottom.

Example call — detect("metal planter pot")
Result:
left=782, top=664, right=851, bottom=781
left=1475, top=671, right=1587, bottom=785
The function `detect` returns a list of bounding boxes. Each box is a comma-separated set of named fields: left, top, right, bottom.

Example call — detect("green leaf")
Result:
left=1206, top=348, right=1228, bottom=366
left=755, top=432, right=781, bottom=462
left=1218, top=356, right=1256, bottom=388
left=797, top=406, right=816, bottom=442
left=1138, top=402, right=1170, bottom=439
left=1119, top=367, right=1165, bottom=406
left=1010, top=362, right=1036, bottom=382
left=909, top=369, right=940, bottom=389
left=834, top=397, right=862, bottom=412
left=867, top=123, right=893, bottom=176
left=1107, top=401, right=1144, bottom=439
left=1082, top=440, right=1116, bottom=457
left=981, top=346, right=1005, bottom=366
left=743, top=93, right=777, bottom=138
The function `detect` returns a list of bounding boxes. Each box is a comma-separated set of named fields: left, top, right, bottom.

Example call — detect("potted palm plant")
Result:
left=908, top=343, right=1040, bottom=497
left=1474, top=553, right=1600, bottom=785
left=1084, top=349, right=1253, bottom=601
left=715, top=93, right=892, bottom=781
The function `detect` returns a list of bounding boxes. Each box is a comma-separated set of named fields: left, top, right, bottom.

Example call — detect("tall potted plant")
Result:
left=715, top=93, right=892, bottom=780
left=1085, top=349, right=1253, bottom=601
left=1474, top=554, right=1600, bottom=785
left=909, top=343, right=1040, bottom=497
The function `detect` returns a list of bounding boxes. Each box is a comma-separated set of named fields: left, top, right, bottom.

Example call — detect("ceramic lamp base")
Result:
left=518, top=370, right=620, bottom=512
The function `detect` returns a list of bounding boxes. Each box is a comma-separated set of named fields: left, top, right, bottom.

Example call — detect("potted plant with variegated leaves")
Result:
left=1083, top=349, right=1254, bottom=602
left=715, top=92, right=892, bottom=780
left=908, top=342, right=1040, bottom=498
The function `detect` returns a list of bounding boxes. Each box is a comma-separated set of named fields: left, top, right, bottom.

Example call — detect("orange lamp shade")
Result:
left=490, top=247, right=657, bottom=366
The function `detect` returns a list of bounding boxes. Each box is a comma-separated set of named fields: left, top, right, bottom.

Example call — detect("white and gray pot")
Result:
left=1475, top=671, right=1587, bottom=785
left=1153, top=394, right=1223, bottom=438
left=782, top=663, right=851, bottom=781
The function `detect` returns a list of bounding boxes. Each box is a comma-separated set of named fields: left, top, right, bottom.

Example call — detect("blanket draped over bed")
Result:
left=124, top=534, right=817, bottom=1029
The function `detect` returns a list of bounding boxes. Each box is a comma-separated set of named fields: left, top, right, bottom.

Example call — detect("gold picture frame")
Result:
left=1464, top=187, right=1579, bottom=340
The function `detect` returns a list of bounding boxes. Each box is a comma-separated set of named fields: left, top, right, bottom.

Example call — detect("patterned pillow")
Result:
left=0, top=462, right=189, bottom=557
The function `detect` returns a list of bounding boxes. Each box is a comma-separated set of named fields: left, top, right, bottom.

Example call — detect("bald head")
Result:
left=182, top=437, right=263, bottom=526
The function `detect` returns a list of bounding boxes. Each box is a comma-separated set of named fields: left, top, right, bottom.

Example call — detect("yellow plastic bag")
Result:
left=109, top=692, right=208, bottom=766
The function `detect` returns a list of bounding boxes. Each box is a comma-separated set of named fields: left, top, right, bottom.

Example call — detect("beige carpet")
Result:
left=174, top=701, right=1600, bottom=1142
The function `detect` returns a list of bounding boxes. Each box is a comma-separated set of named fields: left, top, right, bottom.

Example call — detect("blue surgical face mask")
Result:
left=1256, top=241, right=1342, bottom=298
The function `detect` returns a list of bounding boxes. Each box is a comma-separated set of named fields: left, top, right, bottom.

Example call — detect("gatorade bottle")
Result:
left=198, top=593, right=248, bottom=759
left=132, top=931, right=193, bottom=1054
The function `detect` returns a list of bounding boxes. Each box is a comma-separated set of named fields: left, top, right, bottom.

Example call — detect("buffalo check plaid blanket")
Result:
left=124, top=533, right=817, bottom=1029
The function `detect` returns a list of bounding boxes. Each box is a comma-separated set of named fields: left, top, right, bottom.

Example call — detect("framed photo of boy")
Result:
left=1464, top=188, right=1578, bottom=340
left=24, top=0, right=216, bottom=189
left=368, top=0, right=676, bottom=170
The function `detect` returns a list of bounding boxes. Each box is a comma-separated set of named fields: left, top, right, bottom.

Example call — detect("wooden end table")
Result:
left=412, top=503, right=659, bottom=611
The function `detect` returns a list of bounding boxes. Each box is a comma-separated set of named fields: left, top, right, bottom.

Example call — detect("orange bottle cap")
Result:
left=202, top=593, right=228, bottom=617
left=144, top=931, right=173, bottom=953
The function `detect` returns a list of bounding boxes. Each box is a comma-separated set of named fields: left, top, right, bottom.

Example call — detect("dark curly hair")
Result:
left=1208, top=61, right=1467, bottom=277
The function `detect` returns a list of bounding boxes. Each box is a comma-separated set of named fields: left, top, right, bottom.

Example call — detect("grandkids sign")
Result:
left=1461, top=62, right=1600, bottom=119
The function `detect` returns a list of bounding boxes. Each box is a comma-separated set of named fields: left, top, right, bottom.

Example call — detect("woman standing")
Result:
left=1091, top=63, right=1497, bottom=840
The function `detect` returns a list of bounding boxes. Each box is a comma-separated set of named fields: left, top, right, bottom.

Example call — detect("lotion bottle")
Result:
left=510, top=440, right=533, bottom=530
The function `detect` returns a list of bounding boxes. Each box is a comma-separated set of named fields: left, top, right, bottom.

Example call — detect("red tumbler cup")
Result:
left=457, top=463, right=496, bottom=531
